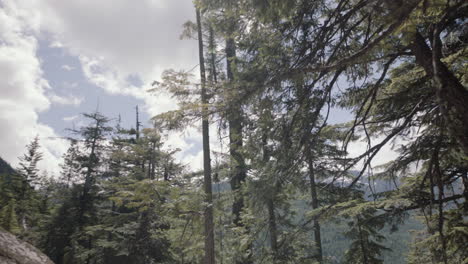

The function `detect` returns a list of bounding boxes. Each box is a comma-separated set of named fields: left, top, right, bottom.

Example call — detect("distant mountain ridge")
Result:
left=0, top=157, right=15, bottom=175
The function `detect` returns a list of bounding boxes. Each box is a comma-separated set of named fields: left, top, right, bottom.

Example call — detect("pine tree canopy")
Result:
left=0, top=1, right=466, bottom=263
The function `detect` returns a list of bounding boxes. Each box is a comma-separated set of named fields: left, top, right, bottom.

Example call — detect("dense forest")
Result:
left=0, top=0, right=467, bottom=263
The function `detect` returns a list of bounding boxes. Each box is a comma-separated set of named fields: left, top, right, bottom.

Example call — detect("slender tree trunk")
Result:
left=267, top=198, right=278, bottom=260
left=307, top=155, right=323, bottom=263
left=147, top=141, right=156, bottom=180
left=462, top=173, right=468, bottom=202
left=263, top=132, right=278, bottom=260
left=357, top=219, right=369, bottom=264
left=79, top=114, right=106, bottom=264
left=136, top=105, right=140, bottom=140
left=225, top=9, right=251, bottom=263
left=208, top=25, right=218, bottom=84
left=196, top=6, right=216, bottom=264
left=136, top=106, right=145, bottom=173
left=433, top=140, right=448, bottom=264
left=208, top=23, right=225, bottom=264
left=226, top=36, right=247, bottom=227
left=80, top=119, right=99, bottom=225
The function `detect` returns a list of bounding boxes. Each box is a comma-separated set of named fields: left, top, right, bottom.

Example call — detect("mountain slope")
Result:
left=0, top=157, right=15, bottom=175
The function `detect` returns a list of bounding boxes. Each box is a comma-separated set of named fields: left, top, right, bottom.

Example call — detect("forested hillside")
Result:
left=0, top=0, right=467, bottom=264
left=0, top=157, right=15, bottom=175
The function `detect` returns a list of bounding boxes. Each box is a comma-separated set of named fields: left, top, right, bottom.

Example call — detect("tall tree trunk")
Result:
left=263, top=132, right=278, bottom=260
left=208, top=25, right=218, bottom=84
left=226, top=36, right=247, bottom=227
left=225, top=7, right=251, bottom=263
left=80, top=119, right=99, bottom=225
left=433, top=139, right=448, bottom=264
left=357, top=219, right=369, bottom=264
left=208, top=23, right=225, bottom=264
left=267, top=198, right=278, bottom=260
left=136, top=105, right=140, bottom=140
left=196, top=6, right=216, bottom=264
left=307, top=155, right=323, bottom=263
left=136, top=106, right=145, bottom=173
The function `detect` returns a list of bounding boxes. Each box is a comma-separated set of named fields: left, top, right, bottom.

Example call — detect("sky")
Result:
left=0, top=0, right=397, bottom=177
left=0, top=0, right=208, bottom=175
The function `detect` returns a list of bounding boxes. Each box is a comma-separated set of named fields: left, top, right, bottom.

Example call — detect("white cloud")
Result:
left=49, top=41, right=63, bottom=48
left=28, top=0, right=199, bottom=129
left=49, top=93, right=83, bottom=106
left=1, top=0, right=206, bottom=171
left=61, top=64, right=74, bottom=71
left=22, top=0, right=198, bottom=86
left=0, top=1, right=68, bottom=175
left=63, top=115, right=79, bottom=122
left=347, top=136, right=399, bottom=170
left=182, top=150, right=204, bottom=172
left=3, top=0, right=395, bottom=175
left=160, top=123, right=228, bottom=172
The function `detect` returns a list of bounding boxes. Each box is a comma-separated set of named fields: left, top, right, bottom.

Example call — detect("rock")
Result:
left=0, top=229, right=54, bottom=264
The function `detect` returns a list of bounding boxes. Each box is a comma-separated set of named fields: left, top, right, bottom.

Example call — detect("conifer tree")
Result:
left=16, top=136, right=43, bottom=232
left=2, top=1, right=467, bottom=263
left=18, top=136, right=43, bottom=189
left=60, top=139, right=81, bottom=187
left=195, top=2, right=216, bottom=263
left=343, top=206, right=388, bottom=264
left=0, top=199, right=21, bottom=234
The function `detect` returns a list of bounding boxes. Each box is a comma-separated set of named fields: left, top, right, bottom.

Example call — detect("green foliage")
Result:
left=2, top=1, right=467, bottom=263
left=18, top=136, right=43, bottom=188
left=38, top=112, right=192, bottom=263
left=0, top=173, right=22, bottom=205
left=343, top=206, right=389, bottom=264
left=0, top=199, right=21, bottom=234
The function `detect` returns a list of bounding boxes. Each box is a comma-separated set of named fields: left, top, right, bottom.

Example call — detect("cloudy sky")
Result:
left=0, top=0, right=397, bottom=177
left=0, top=0, right=207, bottom=175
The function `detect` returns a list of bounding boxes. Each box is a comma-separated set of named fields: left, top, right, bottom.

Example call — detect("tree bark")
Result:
left=196, top=6, right=216, bottom=264
left=410, top=31, right=468, bottom=157
left=267, top=198, right=278, bottom=260
left=357, top=219, right=369, bottom=264
left=226, top=36, right=247, bottom=228
left=382, top=1, right=468, bottom=158
left=307, top=157, right=323, bottom=263
left=225, top=7, right=251, bottom=263
left=79, top=115, right=100, bottom=225
left=263, top=132, right=279, bottom=260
